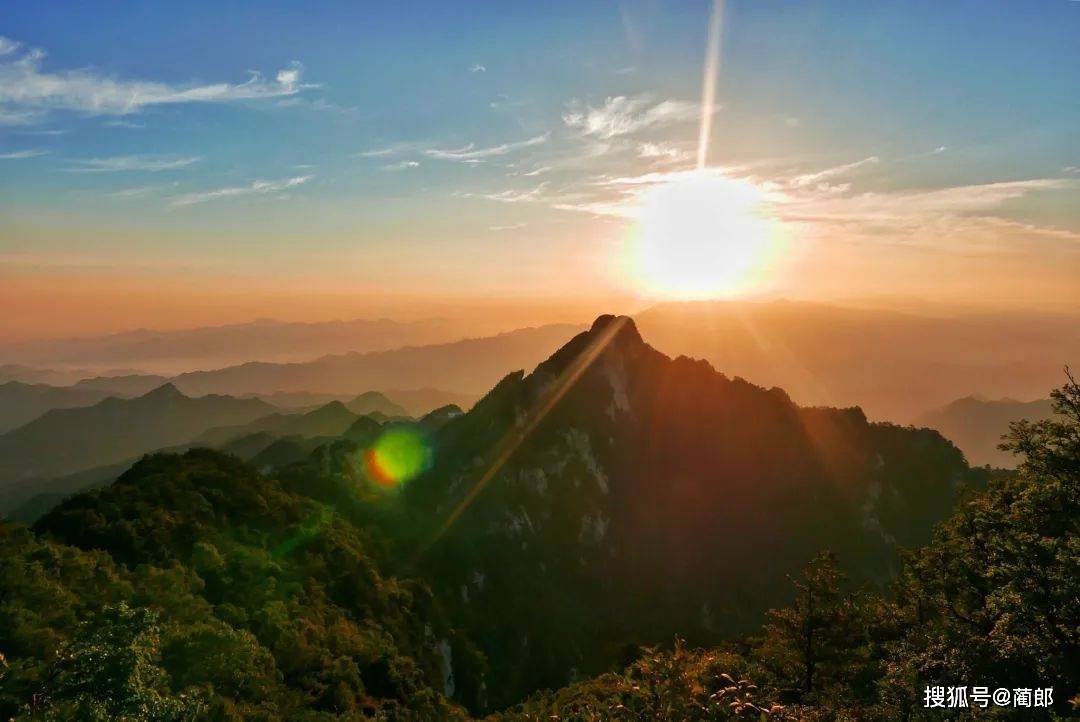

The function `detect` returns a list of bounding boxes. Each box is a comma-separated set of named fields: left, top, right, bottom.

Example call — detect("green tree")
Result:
left=752, top=552, right=864, bottom=705
left=31, top=603, right=203, bottom=721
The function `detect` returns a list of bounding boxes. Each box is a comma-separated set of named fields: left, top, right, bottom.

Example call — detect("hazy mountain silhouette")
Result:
left=0, top=381, right=115, bottom=433
left=71, top=373, right=170, bottom=396
left=168, top=324, right=585, bottom=397
left=0, top=364, right=147, bottom=387
left=0, top=317, right=506, bottom=373
left=238, top=388, right=475, bottom=416
left=192, top=400, right=361, bottom=447
left=0, top=384, right=275, bottom=508
left=345, top=391, right=409, bottom=417
left=380, top=388, right=477, bottom=416
left=633, top=300, right=1080, bottom=422
left=917, top=395, right=1056, bottom=467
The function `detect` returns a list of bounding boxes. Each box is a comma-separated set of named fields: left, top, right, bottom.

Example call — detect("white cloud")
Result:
left=470, top=64, right=487, bottom=73
left=489, top=222, right=526, bottom=231
left=382, top=160, right=420, bottom=171
left=562, top=95, right=698, bottom=139
left=0, top=148, right=47, bottom=159
left=0, top=40, right=312, bottom=123
left=66, top=155, right=202, bottom=172
left=0, top=37, right=19, bottom=56
left=170, top=175, right=313, bottom=207
left=425, top=133, right=548, bottom=162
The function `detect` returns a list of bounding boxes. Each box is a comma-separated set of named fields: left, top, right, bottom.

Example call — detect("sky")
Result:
left=1, top=0, right=1078, bottom=342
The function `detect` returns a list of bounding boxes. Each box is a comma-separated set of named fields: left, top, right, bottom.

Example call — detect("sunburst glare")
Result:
left=629, top=170, right=787, bottom=299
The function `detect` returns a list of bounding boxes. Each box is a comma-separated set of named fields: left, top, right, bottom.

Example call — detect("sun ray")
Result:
left=696, top=0, right=724, bottom=170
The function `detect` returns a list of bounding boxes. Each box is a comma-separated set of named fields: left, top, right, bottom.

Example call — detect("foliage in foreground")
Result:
left=491, top=642, right=784, bottom=721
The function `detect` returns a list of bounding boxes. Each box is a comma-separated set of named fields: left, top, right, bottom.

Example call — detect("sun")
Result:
left=629, top=170, right=786, bottom=299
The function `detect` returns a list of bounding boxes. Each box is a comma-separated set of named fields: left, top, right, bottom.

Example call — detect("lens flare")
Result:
left=363, top=425, right=431, bottom=489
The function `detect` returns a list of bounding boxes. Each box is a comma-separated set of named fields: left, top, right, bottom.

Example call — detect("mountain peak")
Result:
left=306, top=400, right=352, bottom=417
left=141, top=382, right=185, bottom=400
left=588, top=314, right=642, bottom=343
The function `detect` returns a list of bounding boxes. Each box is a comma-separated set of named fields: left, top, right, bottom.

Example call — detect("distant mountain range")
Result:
left=5, top=301, right=1076, bottom=425
left=0, top=381, right=116, bottom=433
left=167, top=323, right=585, bottom=397
left=0, top=317, right=506, bottom=372
left=71, top=373, right=170, bottom=396
left=0, top=384, right=461, bottom=521
left=0, top=384, right=275, bottom=510
left=0, top=364, right=146, bottom=387
left=916, top=395, right=1056, bottom=467
left=634, top=300, right=1079, bottom=422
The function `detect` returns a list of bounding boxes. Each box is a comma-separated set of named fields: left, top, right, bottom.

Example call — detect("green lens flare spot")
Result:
left=363, top=425, right=431, bottom=489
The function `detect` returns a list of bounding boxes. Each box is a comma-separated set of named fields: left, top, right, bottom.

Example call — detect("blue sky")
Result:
left=1, top=1, right=1078, bottom=339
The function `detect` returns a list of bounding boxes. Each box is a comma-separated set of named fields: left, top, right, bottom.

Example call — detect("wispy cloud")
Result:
left=518, top=165, right=551, bottom=177
left=489, top=222, right=527, bottom=231
left=789, top=156, right=879, bottom=188
left=470, top=64, right=487, bottom=73
left=355, top=141, right=429, bottom=159
left=357, top=146, right=398, bottom=158
left=464, top=181, right=550, bottom=204
left=170, top=175, right=313, bottom=207
left=425, top=133, right=548, bottom=162
left=0, top=148, right=48, bottom=159
left=14, top=127, right=67, bottom=136
left=108, top=185, right=166, bottom=199
left=637, top=142, right=690, bottom=163
left=382, top=160, right=420, bottom=171
left=0, top=37, right=313, bottom=123
left=562, top=95, right=698, bottom=139
left=66, top=155, right=202, bottom=172
left=780, top=178, right=1073, bottom=224
left=104, top=119, right=146, bottom=129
